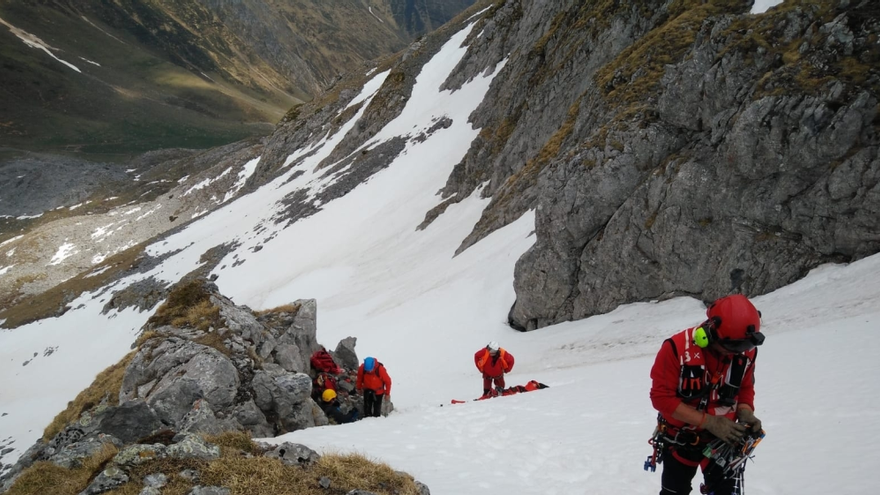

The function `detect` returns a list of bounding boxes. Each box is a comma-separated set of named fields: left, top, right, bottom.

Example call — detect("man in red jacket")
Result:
left=474, top=341, right=515, bottom=397
left=356, top=356, right=392, bottom=417
left=650, top=294, right=765, bottom=495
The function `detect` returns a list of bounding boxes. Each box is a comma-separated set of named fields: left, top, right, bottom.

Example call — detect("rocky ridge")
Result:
left=0, top=280, right=407, bottom=493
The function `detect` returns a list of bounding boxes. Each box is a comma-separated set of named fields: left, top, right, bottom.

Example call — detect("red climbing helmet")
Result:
left=706, top=294, right=764, bottom=352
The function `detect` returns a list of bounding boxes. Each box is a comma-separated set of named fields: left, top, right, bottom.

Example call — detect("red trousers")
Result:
left=482, top=374, right=505, bottom=392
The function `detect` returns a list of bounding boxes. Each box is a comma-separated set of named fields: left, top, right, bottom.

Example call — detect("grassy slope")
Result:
left=0, top=0, right=483, bottom=158
left=0, top=3, right=287, bottom=156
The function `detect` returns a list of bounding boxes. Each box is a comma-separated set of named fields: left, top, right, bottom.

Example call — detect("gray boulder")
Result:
left=120, top=339, right=239, bottom=426
left=176, top=399, right=243, bottom=437
left=273, top=343, right=305, bottom=373
left=112, top=434, right=220, bottom=468
left=262, top=442, right=320, bottom=467
left=165, top=434, right=222, bottom=462
left=79, top=465, right=129, bottom=495
left=231, top=400, right=274, bottom=438
left=143, top=473, right=167, bottom=488
left=333, top=337, right=359, bottom=371
left=251, top=369, right=315, bottom=432
left=289, top=299, right=321, bottom=368
left=93, top=401, right=164, bottom=444
left=48, top=434, right=122, bottom=469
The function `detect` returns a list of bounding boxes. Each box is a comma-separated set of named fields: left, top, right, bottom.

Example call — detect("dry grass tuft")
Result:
left=206, top=431, right=264, bottom=456
left=174, top=299, right=221, bottom=331
left=133, top=330, right=161, bottom=348
left=10, top=432, right=420, bottom=495
left=193, top=329, right=232, bottom=357
left=198, top=452, right=421, bottom=495
left=148, top=279, right=221, bottom=331
left=42, top=351, right=138, bottom=441
left=5, top=443, right=118, bottom=495
left=254, top=302, right=301, bottom=316
left=312, top=453, right=421, bottom=494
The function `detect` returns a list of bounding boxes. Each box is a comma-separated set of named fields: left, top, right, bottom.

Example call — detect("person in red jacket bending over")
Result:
left=650, top=294, right=765, bottom=495
left=356, top=357, right=392, bottom=417
left=474, top=341, right=515, bottom=397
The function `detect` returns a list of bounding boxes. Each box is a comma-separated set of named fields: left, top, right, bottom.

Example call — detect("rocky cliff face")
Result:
left=498, top=0, right=879, bottom=329
left=250, top=0, right=880, bottom=330
left=331, top=0, right=871, bottom=330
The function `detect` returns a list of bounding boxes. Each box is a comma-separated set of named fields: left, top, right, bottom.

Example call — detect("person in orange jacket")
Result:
left=356, top=356, right=391, bottom=417
left=474, top=341, right=514, bottom=397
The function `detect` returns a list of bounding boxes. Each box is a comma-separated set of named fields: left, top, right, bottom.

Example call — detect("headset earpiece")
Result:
left=693, top=316, right=721, bottom=348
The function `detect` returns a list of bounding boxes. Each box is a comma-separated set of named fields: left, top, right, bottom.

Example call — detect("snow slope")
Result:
left=262, top=254, right=880, bottom=495
left=1, top=12, right=878, bottom=495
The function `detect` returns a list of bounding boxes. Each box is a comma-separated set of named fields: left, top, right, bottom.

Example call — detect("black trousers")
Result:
left=363, top=390, right=383, bottom=417
left=660, top=448, right=737, bottom=495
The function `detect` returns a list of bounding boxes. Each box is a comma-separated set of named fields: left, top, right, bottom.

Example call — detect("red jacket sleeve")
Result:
left=503, top=351, right=514, bottom=373
left=356, top=364, right=364, bottom=390
left=379, top=365, right=392, bottom=396
left=650, top=340, right=682, bottom=420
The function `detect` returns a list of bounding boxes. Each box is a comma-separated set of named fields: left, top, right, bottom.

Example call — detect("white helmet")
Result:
left=487, top=341, right=500, bottom=352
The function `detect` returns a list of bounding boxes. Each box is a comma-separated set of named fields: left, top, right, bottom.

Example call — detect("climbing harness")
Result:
left=644, top=415, right=702, bottom=472
left=645, top=422, right=766, bottom=495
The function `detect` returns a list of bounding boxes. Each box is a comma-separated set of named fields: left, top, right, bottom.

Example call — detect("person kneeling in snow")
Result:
left=474, top=341, right=514, bottom=397
left=356, top=356, right=392, bottom=417
left=320, top=389, right=358, bottom=424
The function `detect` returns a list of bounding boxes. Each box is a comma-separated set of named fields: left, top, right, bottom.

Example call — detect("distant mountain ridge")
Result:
left=0, top=0, right=477, bottom=157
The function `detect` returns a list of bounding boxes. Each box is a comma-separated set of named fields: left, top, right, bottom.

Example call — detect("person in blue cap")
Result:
left=356, top=356, right=392, bottom=417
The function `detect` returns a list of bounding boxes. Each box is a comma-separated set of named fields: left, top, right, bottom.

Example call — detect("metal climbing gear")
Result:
left=643, top=415, right=702, bottom=472
left=699, top=428, right=766, bottom=495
